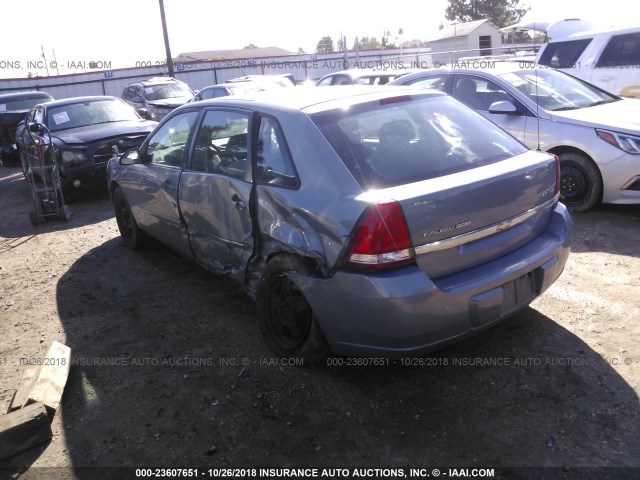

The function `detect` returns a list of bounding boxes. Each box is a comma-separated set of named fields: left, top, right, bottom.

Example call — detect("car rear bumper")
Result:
left=292, top=202, right=572, bottom=357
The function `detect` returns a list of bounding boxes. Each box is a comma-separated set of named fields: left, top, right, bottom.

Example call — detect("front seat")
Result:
left=453, top=77, right=484, bottom=110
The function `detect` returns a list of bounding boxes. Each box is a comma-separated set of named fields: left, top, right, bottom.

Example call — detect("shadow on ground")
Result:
left=0, top=166, right=112, bottom=241
left=7, top=236, right=636, bottom=478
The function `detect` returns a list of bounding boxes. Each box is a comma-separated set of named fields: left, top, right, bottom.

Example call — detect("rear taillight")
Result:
left=345, top=201, right=414, bottom=269
left=552, top=153, right=560, bottom=198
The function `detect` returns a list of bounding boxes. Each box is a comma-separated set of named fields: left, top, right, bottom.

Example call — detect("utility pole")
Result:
left=159, top=0, right=175, bottom=77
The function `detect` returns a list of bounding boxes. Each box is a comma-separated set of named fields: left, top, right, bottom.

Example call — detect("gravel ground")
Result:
left=0, top=164, right=639, bottom=480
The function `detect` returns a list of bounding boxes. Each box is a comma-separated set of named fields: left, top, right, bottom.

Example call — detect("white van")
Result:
left=501, top=19, right=640, bottom=98
left=537, top=26, right=640, bottom=98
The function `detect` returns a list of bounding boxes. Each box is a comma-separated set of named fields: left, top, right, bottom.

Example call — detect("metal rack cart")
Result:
left=20, top=123, right=71, bottom=225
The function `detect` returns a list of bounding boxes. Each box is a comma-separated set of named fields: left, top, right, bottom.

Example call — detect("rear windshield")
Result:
left=0, top=93, right=52, bottom=112
left=538, top=39, right=592, bottom=68
left=310, top=95, right=527, bottom=189
left=144, top=83, right=192, bottom=101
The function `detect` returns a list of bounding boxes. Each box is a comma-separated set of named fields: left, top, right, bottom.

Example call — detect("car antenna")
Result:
left=534, top=23, right=541, bottom=151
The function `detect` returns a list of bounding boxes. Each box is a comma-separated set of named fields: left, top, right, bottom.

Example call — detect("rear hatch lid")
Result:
left=359, top=150, right=558, bottom=278
left=311, top=91, right=558, bottom=278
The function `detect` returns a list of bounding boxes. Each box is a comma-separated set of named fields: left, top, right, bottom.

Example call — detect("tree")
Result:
left=381, top=30, right=397, bottom=48
left=316, top=36, right=335, bottom=54
left=337, top=36, right=347, bottom=52
left=355, top=37, right=381, bottom=50
left=445, top=0, right=529, bottom=28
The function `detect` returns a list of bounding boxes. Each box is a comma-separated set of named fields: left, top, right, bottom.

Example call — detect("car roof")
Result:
left=553, top=24, right=640, bottom=40
left=40, top=96, right=121, bottom=108
left=394, top=62, right=534, bottom=82
left=127, top=77, right=184, bottom=87
left=323, top=68, right=415, bottom=77
left=187, top=85, right=446, bottom=113
left=0, top=91, right=53, bottom=101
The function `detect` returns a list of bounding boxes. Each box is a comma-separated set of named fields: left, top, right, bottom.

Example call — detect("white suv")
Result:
left=537, top=26, right=640, bottom=98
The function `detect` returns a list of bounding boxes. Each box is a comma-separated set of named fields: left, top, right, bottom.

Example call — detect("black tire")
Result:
left=256, top=256, right=328, bottom=364
left=61, top=180, right=76, bottom=204
left=112, top=187, right=148, bottom=249
left=58, top=204, right=71, bottom=222
left=558, top=152, right=602, bottom=212
left=29, top=209, right=42, bottom=225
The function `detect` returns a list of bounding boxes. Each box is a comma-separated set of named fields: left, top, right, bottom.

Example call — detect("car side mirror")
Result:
left=489, top=100, right=519, bottom=115
left=119, top=148, right=142, bottom=165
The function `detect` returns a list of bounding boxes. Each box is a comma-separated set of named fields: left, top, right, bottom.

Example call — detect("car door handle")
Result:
left=231, top=193, right=246, bottom=210
left=163, top=180, right=176, bottom=192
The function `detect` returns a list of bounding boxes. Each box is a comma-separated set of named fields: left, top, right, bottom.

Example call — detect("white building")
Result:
left=429, top=19, right=503, bottom=64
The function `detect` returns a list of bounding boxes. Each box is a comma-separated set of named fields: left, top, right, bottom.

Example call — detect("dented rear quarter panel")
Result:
left=251, top=106, right=366, bottom=275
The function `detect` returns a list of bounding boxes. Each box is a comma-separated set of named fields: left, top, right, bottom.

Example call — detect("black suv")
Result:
left=121, top=77, right=194, bottom=121
left=1, top=91, right=53, bottom=166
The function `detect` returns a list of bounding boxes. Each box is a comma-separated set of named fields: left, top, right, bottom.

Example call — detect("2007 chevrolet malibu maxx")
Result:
left=107, top=86, right=571, bottom=361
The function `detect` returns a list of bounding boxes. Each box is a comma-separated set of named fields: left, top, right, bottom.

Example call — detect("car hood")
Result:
left=549, top=99, right=640, bottom=134
left=52, top=120, right=157, bottom=145
left=148, top=97, right=191, bottom=108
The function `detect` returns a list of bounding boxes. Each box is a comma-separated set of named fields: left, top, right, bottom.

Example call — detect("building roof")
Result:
left=176, top=47, right=294, bottom=63
left=429, top=19, right=496, bottom=41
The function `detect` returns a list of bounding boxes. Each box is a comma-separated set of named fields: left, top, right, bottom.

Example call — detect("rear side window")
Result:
left=256, top=115, right=299, bottom=189
left=404, top=74, right=448, bottom=91
left=596, top=32, right=640, bottom=68
left=310, top=95, right=527, bottom=189
left=539, top=39, right=592, bottom=68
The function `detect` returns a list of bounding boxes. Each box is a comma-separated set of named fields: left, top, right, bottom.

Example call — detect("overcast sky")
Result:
left=0, top=0, right=634, bottom=79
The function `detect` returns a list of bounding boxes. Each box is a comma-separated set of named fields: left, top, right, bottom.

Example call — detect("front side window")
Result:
left=191, top=110, right=249, bottom=179
left=146, top=111, right=199, bottom=168
left=310, top=94, right=527, bottom=189
left=597, top=32, right=640, bottom=68
left=452, top=75, right=513, bottom=111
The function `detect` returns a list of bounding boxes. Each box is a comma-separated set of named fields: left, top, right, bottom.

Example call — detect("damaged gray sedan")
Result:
left=107, top=87, right=571, bottom=361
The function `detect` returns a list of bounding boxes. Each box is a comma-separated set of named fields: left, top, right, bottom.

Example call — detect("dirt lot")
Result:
left=0, top=164, right=639, bottom=480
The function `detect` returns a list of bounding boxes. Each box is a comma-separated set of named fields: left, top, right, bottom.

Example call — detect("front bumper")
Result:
left=600, top=152, right=640, bottom=204
left=292, top=203, right=572, bottom=357
left=62, top=162, right=109, bottom=191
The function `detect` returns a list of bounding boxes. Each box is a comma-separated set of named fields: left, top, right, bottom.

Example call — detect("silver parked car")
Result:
left=389, top=63, right=640, bottom=211
left=107, top=87, right=571, bottom=361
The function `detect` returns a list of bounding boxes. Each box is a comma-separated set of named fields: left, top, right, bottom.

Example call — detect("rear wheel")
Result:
left=256, top=256, right=328, bottom=364
left=112, top=187, right=148, bottom=249
left=558, top=152, right=602, bottom=212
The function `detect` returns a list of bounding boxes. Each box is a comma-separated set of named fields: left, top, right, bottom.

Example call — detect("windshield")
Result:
left=144, top=83, right=192, bottom=101
left=46, top=99, right=140, bottom=132
left=499, top=69, right=619, bottom=111
left=0, top=94, right=52, bottom=112
left=311, top=95, right=527, bottom=189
